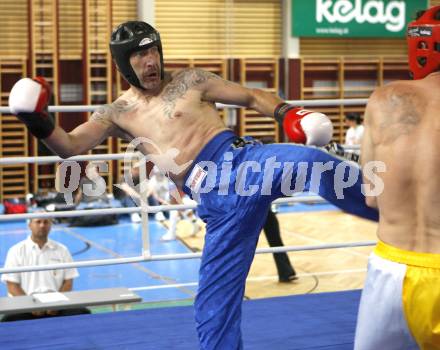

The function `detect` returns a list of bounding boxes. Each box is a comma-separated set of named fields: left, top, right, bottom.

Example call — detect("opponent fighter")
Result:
left=355, top=7, right=440, bottom=350
left=9, top=21, right=378, bottom=349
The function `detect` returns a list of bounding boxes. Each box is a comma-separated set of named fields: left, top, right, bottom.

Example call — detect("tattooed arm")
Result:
left=166, top=68, right=283, bottom=117
left=43, top=104, right=118, bottom=158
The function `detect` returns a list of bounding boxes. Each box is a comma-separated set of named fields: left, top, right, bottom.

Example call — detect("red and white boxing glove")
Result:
left=274, top=103, right=333, bottom=147
left=8, top=77, right=54, bottom=139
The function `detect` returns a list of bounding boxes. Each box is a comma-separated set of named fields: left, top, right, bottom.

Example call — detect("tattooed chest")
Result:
left=159, top=69, right=211, bottom=118
left=159, top=89, right=201, bottom=119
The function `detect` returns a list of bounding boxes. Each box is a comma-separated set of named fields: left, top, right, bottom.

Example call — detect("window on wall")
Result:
left=0, top=0, right=28, bottom=58
left=60, top=84, right=84, bottom=103
left=155, top=0, right=282, bottom=58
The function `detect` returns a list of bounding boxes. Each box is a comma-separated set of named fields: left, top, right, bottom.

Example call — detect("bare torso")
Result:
left=100, top=69, right=229, bottom=186
left=366, top=73, right=440, bottom=253
left=47, top=67, right=280, bottom=196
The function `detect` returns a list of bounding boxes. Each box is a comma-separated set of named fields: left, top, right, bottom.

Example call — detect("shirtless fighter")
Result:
left=355, top=7, right=440, bottom=350
left=9, top=21, right=378, bottom=349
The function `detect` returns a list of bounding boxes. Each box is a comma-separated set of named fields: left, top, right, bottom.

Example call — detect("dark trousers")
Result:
left=263, top=210, right=296, bottom=281
left=1, top=307, right=91, bottom=322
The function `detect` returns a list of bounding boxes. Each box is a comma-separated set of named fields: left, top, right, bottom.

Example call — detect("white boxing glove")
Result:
left=8, top=77, right=54, bottom=139
left=274, top=103, right=333, bottom=147
left=300, top=111, right=334, bottom=147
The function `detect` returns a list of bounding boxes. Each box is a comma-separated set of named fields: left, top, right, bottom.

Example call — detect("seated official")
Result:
left=1, top=213, right=90, bottom=321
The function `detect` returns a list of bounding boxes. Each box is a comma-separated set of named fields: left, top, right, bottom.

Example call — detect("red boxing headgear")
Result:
left=407, top=6, right=440, bottom=80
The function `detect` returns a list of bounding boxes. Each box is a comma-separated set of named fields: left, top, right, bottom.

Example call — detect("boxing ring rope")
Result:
left=0, top=153, right=129, bottom=165
left=0, top=98, right=369, bottom=115
left=0, top=241, right=376, bottom=275
left=0, top=196, right=326, bottom=222
left=0, top=147, right=360, bottom=166
left=0, top=99, right=368, bottom=281
left=0, top=196, right=329, bottom=271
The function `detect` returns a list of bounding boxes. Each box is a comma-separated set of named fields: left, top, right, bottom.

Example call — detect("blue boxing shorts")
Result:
left=183, top=130, right=378, bottom=350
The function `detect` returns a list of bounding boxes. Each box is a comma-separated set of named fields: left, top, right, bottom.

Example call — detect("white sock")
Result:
left=165, top=210, right=178, bottom=240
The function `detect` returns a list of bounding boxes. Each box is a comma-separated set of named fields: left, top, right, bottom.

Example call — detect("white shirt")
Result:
left=149, top=174, right=176, bottom=202
left=1, top=237, right=79, bottom=295
left=345, top=125, right=365, bottom=146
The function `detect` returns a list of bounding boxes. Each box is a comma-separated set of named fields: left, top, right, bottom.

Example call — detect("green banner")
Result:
left=291, top=0, right=429, bottom=38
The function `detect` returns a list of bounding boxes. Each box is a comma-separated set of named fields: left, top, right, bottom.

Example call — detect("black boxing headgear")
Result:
left=110, top=21, right=164, bottom=89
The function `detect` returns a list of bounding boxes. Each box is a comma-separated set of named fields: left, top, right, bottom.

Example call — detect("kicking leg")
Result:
left=195, top=206, right=269, bottom=349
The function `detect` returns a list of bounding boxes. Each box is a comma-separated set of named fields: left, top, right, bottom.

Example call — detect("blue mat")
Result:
left=0, top=290, right=361, bottom=350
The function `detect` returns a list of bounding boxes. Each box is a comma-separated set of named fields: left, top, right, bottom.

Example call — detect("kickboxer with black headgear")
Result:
left=110, top=21, right=164, bottom=89
left=8, top=20, right=377, bottom=350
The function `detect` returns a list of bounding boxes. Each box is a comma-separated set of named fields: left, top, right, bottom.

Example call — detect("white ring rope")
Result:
left=0, top=99, right=368, bottom=114
left=0, top=241, right=376, bottom=275
left=0, top=153, right=129, bottom=165
left=0, top=147, right=360, bottom=165
left=0, top=196, right=325, bottom=222
left=130, top=282, right=198, bottom=291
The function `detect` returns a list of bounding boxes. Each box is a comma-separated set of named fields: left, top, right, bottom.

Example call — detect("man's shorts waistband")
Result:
left=374, top=240, right=440, bottom=269
left=183, top=130, right=237, bottom=196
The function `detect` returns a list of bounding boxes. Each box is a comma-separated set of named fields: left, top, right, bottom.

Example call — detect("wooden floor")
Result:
left=177, top=208, right=378, bottom=299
